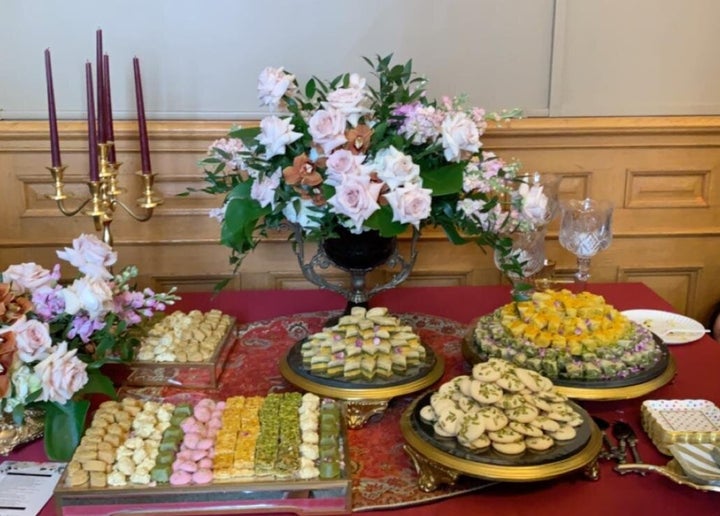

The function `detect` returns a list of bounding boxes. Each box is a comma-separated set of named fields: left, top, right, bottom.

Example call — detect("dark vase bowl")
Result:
left=322, top=226, right=396, bottom=270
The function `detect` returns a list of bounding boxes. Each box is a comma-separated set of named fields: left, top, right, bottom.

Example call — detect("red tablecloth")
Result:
left=6, top=283, right=720, bottom=516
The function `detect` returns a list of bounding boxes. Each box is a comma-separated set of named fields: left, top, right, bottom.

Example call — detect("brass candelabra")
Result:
left=47, top=142, right=162, bottom=246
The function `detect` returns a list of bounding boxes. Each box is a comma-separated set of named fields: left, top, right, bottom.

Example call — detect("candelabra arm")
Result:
left=47, top=166, right=93, bottom=216
left=116, top=199, right=154, bottom=222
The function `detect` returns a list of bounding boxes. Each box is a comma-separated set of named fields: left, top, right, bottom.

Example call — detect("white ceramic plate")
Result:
left=670, top=443, right=720, bottom=485
left=622, top=309, right=706, bottom=344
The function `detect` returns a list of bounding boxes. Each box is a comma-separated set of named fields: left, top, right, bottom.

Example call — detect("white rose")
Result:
left=250, top=168, right=282, bottom=209
left=324, top=73, right=371, bottom=127
left=383, top=183, right=433, bottom=229
left=60, top=288, right=82, bottom=316
left=11, top=316, right=52, bottom=362
left=518, top=183, right=549, bottom=226
left=2, top=263, right=55, bottom=294
left=66, top=277, right=113, bottom=320
left=307, top=108, right=347, bottom=155
left=441, top=112, right=481, bottom=162
left=373, top=146, right=420, bottom=189
left=4, top=365, right=42, bottom=412
left=255, top=116, right=303, bottom=159
left=56, top=234, right=117, bottom=280
left=257, top=67, right=296, bottom=108
left=327, top=176, right=383, bottom=233
left=34, top=341, right=88, bottom=404
left=283, top=198, right=324, bottom=231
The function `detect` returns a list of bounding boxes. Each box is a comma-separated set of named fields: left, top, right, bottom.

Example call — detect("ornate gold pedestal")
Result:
left=0, top=408, right=44, bottom=456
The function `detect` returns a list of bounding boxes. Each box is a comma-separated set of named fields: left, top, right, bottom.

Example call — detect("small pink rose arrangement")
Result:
left=197, top=55, right=550, bottom=274
left=0, top=233, right=178, bottom=460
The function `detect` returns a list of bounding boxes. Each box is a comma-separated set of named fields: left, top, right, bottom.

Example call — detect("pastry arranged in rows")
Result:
left=300, top=306, right=428, bottom=381
left=419, top=358, right=584, bottom=455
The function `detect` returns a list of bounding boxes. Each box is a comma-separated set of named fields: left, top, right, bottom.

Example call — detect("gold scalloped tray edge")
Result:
left=400, top=396, right=603, bottom=482
left=280, top=351, right=444, bottom=400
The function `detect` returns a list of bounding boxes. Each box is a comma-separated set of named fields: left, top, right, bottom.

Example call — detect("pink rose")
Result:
left=255, top=116, right=302, bottom=159
left=307, top=108, right=347, bottom=155
left=383, top=183, right=433, bottom=229
left=2, top=263, right=56, bottom=294
left=328, top=176, right=382, bottom=232
left=372, top=146, right=420, bottom=189
left=325, top=149, right=366, bottom=186
left=441, top=112, right=481, bottom=162
left=250, top=168, right=281, bottom=209
left=518, top=183, right=549, bottom=226
left=34, top=341, right=88, bottom=404
left=11, top=316, right=52, bottom=362
left=56, top=234, right=117, bottom=280
left=257, top=67, right=296, bottom=108
left=324, top=73, right=371, bottom=127
left=64, top=276, right=114, bottom=320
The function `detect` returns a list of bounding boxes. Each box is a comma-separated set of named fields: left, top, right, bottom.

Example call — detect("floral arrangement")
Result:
left=0, top=234, right=177, bottom=460
left=196, top=55, right=549, bottom=278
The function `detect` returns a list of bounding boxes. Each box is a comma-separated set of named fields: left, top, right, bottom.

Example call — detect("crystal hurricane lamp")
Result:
left=47, top=142, right=163, bottom=247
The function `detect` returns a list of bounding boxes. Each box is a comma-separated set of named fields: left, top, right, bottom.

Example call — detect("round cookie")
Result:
left=436, top=407, right=464, bottom=436
left=496, top=373, right=525, bottom=392
left=514, top=368, right=544, bottom=392
left=471, top=434, right=491, bottom=450
left=551, top=424, right=577, bottom=441
left=419, top=405, right=436, bottom=424
left=488, top=426, right=523, bottom=444
left=525, top=434, right=554, bottom=451
left=492, top=440, right=527, bottom=455
left=477, top=406, right=509, bottom=432
left=495, top=393, right=526, bottom=410
left=509, top=421, right=544, bottom=438
left=530, top=416, right=561, bottom=433
left=459, top=416, right=486, bottom=442
left=469, top=380, right=503, bottom=405
left=523, top=393, right=552, bottom=413
left=505, top=404, right=539, bottom=424
left=472, top=362, right=502, bottom=383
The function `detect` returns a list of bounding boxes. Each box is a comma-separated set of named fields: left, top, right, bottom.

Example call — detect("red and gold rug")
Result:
left=124, top=311, right=493, bottom=511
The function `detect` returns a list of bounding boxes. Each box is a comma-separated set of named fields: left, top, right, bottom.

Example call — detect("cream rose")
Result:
left=518, top=183, right=549, bottom=226
left=56, top=234, right=117, bottom=280
left=328, top=176, right=383, bottom=232
left=307, top=108, right=348, bottom=155
left=325, top=149, right=366, bottom=186
left=250, top=168, right=281, bottom=209
left=383, top=183, right=433, bottom=229
left=373, top=146, right=420, bottom=189
left=65, top=276, right=114, bottom=320
left=34, top=341, right=88, bottom=404
left=441, top=112, right=481, bottom=162
left=2, top=263, right=55, bottom=294
left=324, top=73, right=371, bottom=127
left=11, top=316, right=52, bottom=362
left=255, top=116, right=303, bottom=159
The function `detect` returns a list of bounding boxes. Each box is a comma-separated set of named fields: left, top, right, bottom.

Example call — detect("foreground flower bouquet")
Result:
left=0, top=234, right=178, bottom=460
left=192, top=55, right=551, bottom=288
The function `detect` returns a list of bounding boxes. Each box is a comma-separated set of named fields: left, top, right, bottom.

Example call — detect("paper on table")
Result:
left=0, top=461, right=65, bottom=516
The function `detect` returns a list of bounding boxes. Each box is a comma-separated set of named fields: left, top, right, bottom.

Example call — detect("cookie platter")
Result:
left=54, top=393, right=351, bottom=516
left=125, top=309, right=237, bottom=389
left=280, top=307, right=444, bottom=427
left=400, top=359, right=603, bottom=491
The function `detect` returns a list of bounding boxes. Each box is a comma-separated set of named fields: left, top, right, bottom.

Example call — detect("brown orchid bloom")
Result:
left=0, top=331, right=17, bottom=398
left=345, top=124, right=373, bottom=155
left=283, top=154, right=323, bottom=188
left=0, top=283, right=32, bottom=325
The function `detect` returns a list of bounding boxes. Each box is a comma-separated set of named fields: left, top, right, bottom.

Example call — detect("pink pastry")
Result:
left=181, top=417, right=201, bottom=433
left=198, top=458, right=213, bottom=469
left=196, top=438, right=214, bottom=451
left=194, top=406, right=212, bottom=423
left=192, top=469, right=213, bottom=484
left=183, top=432, right=201, bottom=450
left=177, top=460, right=198, bottom=473
left=169, top=470, right=192, bottom=485
left=189, top=449, right=208, bottom=462
left=176, top=450, right=193, bottom=461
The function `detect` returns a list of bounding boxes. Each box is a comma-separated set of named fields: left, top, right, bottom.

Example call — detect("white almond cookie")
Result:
left=505, top=404, right=539, bottom=424
left=522, top=393, right=552, bottom=413
left=514, top=368, right=543, bottom=392
left=538, top=390, right=568, bottom=403
left=486, top=357, right=512, bottom=374
left=525, top=434, right=555, bottom=451
left=509, top=421, right=544, bottom=438
left=459, top=415, right=486, bottom=442
left=568, top=415, right=584, bottom=428
left=488, top=426, right=524, bottom=444
left=458, top=375, right=473, bottom=397
left=433, top=421, right=455, bottom=438
left=495, top=393, right=526, bottom=410
left=469, top=380, right=503, bottom=405
left=492, top=440, right=527, bottom=455
left=496, top=373, right=525, bottom=392
left=546, top=409, right=576, bottom=423
left=472, top=362, right=502, bottom=383
left=477, top=406, right=509, bottom=432
left=471, top=434, right=491, bottom=450
left=551, top=424, right=577, bottom=441
left=430, top=395, right=456, bottom=415
left=436, top=407, right=465, bottom=436
left=419, top=405, right=437, bottom=424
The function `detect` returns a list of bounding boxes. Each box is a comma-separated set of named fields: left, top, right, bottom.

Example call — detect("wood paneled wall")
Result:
left=2, top=117, right=719, bottom=324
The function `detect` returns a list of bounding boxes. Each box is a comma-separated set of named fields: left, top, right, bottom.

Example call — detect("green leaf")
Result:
left=364, top=206, right=407, bottom=237
left=220, top=193, right=270, bottom=253
left=305, top=78, right=316, bottom=98
left=228, top=126, right=261, bottom=147
left=43, top=400, right=90, bottom=461
left=79, top=369, right=117, bottom=399
left=420, top=162, right=464, bottom=196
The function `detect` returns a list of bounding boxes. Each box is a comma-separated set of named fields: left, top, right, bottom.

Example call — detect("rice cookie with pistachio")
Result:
left=469, top=380, right=503, bottom=405
left=509, top=421, right=544, bottom=438
left=477, top=406, right=509, bottom=432
left=525, top=434, right=555, bottom=451
left=505, top=404, right=539, bottom=424
left=471, top=362, right=502, bottom=383
left=551, top=424, right=577, bottom=441
left=496, top=372, right=525, bottom=393
left=488, top=426, right=524, bottom=444
left=530, top=416, right=561, bottom=433
left=492, top=440, right=527, bottom=455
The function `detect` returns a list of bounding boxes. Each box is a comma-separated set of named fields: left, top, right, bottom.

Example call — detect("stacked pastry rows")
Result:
left=135, top=309, right=233, bottom=362
left=301, top=306, right=427, bottom=381
left=63, top=393, right=343, bottom=489
left=420, top=358, right=585, bottom=455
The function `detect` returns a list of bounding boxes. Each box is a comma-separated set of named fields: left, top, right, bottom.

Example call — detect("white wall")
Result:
left=1, top=0, right=718, bottom=120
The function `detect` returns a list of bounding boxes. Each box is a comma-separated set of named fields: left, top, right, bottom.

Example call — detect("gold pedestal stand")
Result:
left=48, top=142, right=162, bottom=246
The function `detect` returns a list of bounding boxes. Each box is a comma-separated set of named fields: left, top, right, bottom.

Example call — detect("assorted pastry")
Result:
left=135, top=309, right=234, bottom=363
left=419, top=358, right=585, bottom=455
left=300, top=306, right=428, bottom=381
left=471, top=289, right=664, bottom=381
left=63, top=393, right=344, bottom=489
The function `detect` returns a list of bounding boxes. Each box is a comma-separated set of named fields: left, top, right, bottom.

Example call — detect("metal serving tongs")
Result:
left=615, top=462, right=720, bottom=493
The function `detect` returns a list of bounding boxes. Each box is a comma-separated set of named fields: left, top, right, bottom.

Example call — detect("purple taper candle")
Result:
left=44, top=48, right=61, bottom=167
left=96, top=29, right=105, bottom=144
left=103, top=54, right=116, bottom=163
left=133, top=57, right=151, bottom=174
left=86, top=62, right=99, bottom=181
